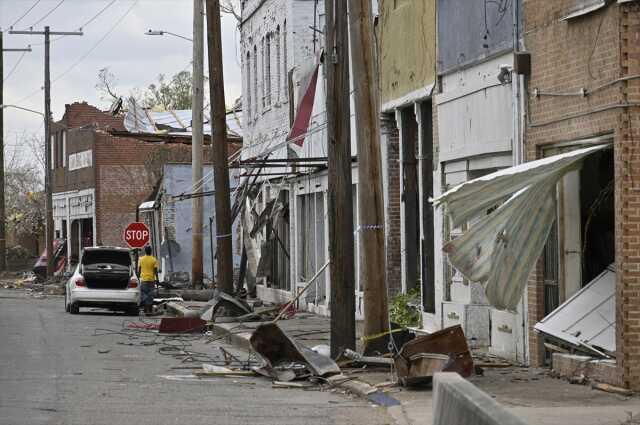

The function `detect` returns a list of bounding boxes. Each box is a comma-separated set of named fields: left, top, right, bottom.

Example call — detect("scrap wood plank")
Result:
left=195, top=370, right=257, bottom=377
left=272, top=381, right=316, bottom=389
left=474, top=361, right=512, bottom=368
left=591, top=382, right=634, bottom=396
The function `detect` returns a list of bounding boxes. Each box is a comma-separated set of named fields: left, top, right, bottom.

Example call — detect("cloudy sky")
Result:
left=1, top=0, right=241, bottom=159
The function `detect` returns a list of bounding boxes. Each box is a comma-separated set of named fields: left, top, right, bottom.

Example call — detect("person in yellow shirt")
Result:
left=137, top=245, right=159, bottom=315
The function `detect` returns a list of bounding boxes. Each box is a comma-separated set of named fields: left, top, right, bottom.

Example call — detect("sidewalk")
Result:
left=165, top=302, right=640, bottom=425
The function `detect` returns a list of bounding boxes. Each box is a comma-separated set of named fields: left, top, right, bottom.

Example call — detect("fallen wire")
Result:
left=92, top=319, right=259, bottom=367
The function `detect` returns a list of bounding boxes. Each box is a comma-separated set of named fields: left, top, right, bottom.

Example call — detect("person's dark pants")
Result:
left=141, top=281, right=155, bottom=312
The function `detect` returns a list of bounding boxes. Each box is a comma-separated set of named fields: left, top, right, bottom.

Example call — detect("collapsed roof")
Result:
left=123, top=98, right=243, bottom=140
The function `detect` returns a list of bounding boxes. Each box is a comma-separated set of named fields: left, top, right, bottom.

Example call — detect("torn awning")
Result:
left=432, top=144, right=611, bottom=311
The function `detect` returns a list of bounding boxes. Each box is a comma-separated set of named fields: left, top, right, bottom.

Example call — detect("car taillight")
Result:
left=128, top=278, right=138, bottom=288
left=75, top=277, right=86, bottom=287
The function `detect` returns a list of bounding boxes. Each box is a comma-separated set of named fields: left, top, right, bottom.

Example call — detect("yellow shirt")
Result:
left=138, top=255, right=158, bottom=282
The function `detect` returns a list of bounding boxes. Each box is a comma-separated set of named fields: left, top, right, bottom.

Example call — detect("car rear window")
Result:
left=82, top=250, right=131, bottom=267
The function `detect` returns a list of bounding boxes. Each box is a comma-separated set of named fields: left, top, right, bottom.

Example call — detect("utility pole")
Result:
left=0, top=32, right=31, bottom=272
left=325, top=0, right=355, bottom=358
left=10, top=27, right=82, bottom=278
left=347, top=0, right=389, bottom=347
left=191, top=0, right=205, bottom=289
left=205, top=0, right=233, bottom=294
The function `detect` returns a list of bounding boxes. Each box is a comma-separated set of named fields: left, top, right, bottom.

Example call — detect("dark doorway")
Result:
left=420, top=101, right=435, bottom=313
left=580, top=148, right=615, bottom=285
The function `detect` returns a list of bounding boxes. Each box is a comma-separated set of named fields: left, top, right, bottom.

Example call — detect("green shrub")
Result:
left=389, top=289, right=422, bottom=328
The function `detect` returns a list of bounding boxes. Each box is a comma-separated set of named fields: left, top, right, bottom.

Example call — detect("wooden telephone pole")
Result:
left=0, top=32, right=31, bottom=271
left=326, top=0, right=356, bottom=357
left=347, top=0, right=389, bottom=345
left=205, top=0, right=233, bottom=294
left=191, top=0, right=205, bottom=288
left=10, top=27, right=82, bottom=277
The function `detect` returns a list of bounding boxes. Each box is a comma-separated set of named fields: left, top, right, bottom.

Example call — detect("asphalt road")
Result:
left=0, top=289, right=393, bottom=425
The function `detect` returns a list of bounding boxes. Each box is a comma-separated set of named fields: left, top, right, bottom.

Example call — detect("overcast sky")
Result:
left=1, top=0, right=241, bottom=159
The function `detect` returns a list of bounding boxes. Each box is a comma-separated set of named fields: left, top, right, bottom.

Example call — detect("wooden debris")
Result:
left=272, top=381, right=316, bottom=389
left=195, top=370, right=256, bottom=377
left=591, top=382, right=633, bottom=396
left=374, top=381, right=397, bottom=389
left=474, top=361, right=512, bottom=368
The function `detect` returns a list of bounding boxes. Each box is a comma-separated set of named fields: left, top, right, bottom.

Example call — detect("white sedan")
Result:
left=65, top=246, right=140, bottom=315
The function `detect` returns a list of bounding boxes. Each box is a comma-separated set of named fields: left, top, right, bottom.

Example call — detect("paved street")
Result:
left=0, top=289, right=393, bottom=425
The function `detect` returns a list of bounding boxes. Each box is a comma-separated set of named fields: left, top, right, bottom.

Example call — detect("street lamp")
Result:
left=0, top=104, right=45, bottom=116
left=145, top=29, right=193, bottom=42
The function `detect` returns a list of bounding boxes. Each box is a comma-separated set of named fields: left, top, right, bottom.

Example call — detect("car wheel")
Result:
left=64, top=292, right=70, bottom=313
left=69, top=302, right=79, bottom=315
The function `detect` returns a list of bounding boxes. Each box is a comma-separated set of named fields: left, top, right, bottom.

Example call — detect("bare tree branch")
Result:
left=220, top=0, right=241, bottom=23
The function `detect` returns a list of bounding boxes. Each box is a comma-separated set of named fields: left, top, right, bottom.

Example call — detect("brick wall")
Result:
left=381, top=113, right=402, bottom=297
left=60, top=102, right=125, bottom=131
left=93, top=133, right=194, bottom=246
left=524, top=0, right=640, bottom=388
left=617, top=1, right=640, bottom=390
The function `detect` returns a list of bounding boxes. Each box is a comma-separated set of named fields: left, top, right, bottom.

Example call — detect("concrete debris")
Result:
left=394, top=325, right=474, bottom=386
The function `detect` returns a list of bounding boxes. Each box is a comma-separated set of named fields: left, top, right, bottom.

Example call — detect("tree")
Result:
left=96, top=68, right=200, bottom=111
left=95, top=67, right=119, bottom=103
left=144, top=70, right=194, bottom=110
left=4, top=136, right=45, bottom=245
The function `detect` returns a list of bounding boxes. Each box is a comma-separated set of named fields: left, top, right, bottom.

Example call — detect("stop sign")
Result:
left=124, top=222, right=150, bottom=249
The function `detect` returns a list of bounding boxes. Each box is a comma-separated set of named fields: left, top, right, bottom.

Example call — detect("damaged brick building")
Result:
left=51, top=102, right=194, bottom=266
left=523, top=0, right=640, bottom=389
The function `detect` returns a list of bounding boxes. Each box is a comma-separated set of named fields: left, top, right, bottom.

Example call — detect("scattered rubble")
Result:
left=250, top=322, right=341, bottom=381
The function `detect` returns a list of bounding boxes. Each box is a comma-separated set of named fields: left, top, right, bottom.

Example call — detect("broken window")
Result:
left=269, top=190, right=290, bottom=291
left=297, top=191, right=327, bottom=306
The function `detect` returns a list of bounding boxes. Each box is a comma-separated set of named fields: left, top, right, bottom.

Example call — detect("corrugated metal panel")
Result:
left=535, top=265, right=615, bottom=356
left=123, top=98, right=244, bottom=139
left=432, top=144, right=611, bottom=311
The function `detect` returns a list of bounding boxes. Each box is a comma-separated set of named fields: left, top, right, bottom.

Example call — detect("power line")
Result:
left=3, top=51, right=28, bottom=83
left=29, top=0, right=119, bottom=47
left=7, top=0, right=42, bottom=29
left=52, top=0, right=140, bottom=84
left=80, top=0, right=119, bottom=30
left=29, top=0, right=66, bottom=28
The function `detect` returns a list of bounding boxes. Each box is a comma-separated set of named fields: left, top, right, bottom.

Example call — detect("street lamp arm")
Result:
left=145, top=29, right=193, bottom=42
left=0, top=104, right=45, bottom=117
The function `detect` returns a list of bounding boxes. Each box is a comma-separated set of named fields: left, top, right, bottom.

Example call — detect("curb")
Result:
left=165, top=301, right=201, bottom=318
